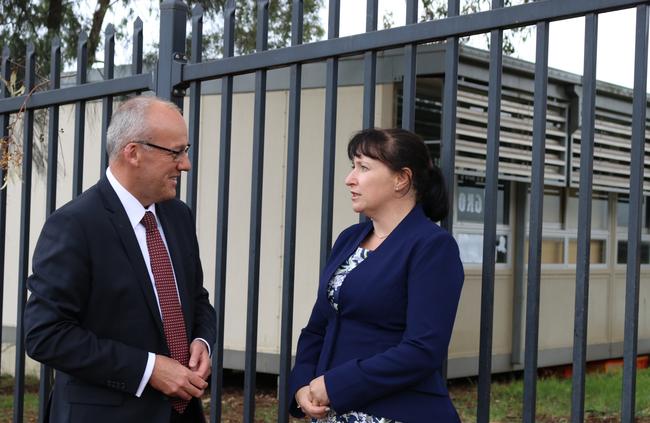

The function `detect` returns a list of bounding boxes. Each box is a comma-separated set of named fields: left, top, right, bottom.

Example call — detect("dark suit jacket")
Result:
left=289, top=204, right=464, bottom=423
left=24, top=177, right=216, bottom=423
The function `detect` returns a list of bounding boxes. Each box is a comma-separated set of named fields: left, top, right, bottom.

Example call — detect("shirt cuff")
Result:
left=135, top=352, right=155, bottom=397
left=194, top=338, right=211, bottom=357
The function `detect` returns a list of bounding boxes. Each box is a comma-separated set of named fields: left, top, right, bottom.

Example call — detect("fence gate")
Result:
left=1, top=0, right=649, bottom=422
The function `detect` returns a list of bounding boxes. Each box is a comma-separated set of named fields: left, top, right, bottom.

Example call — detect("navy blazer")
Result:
left=24, top=177, right=216, bottom=423
left=289, top=204, right=464, bottom=423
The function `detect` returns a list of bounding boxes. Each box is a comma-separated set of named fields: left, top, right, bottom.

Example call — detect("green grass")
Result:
left=452, top=367, right=650, bottom=422
left=0, top=393, right=38, bottom=423
left=0, top=374, right=39, bottom=423
left=3, top=369, right=650, bottom=422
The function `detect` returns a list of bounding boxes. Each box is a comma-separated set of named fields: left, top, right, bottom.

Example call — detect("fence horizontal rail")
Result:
left=182, top=0, right=646, bottom=83
left=0, top=74, right=153, bottom=114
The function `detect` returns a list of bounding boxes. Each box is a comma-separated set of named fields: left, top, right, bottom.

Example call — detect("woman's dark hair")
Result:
left=347, top=128, right=449, bottom=221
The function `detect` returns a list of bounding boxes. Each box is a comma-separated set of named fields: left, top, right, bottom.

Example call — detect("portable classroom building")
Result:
left=2, top=44, right=648, bottom=378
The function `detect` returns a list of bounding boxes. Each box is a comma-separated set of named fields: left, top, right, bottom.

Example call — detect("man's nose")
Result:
left=178, top=153, right=192, bottom=172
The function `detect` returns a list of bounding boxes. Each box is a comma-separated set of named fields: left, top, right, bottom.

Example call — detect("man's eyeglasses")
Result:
left=133, top=141, right=191, bottom=162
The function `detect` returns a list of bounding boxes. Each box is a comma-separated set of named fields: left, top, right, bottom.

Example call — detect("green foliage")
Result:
left=0, top=0, right=323, bottom=82
left=195, top=0, right=324, bottom=58
left=419, top=0, right=532, bottom=55
left=1, top=0, right=116, bottom=76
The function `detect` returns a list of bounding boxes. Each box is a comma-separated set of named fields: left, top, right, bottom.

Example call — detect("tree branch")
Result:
left=87, top=0, right=111, bottom=66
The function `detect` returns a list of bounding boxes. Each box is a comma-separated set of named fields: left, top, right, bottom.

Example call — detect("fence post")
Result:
left=157, top=0, right=188, bottom=107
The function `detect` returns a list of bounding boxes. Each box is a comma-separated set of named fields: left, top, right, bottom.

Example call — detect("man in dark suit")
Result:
left=24, top=96, right=217, bottom=422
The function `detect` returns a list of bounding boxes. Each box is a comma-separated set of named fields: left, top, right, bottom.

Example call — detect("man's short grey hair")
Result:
left=106, top=96, right=181, bottom=162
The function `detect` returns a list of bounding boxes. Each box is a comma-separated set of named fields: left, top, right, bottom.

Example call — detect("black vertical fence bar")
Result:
left=48, top=42, right=61, bottom=242
left=38, top=37, right=62, bottom=423
left=211, top=1, right=235, bottom=422
left=362, top=0, right=377, bottom=130
left=440, top=0, right=458, bottom=388
left=100, top=24, right=115, bottom=172
left=132, top=17, right=143, bottom=76
left=13, top=42, right=35, bottom=423
left=359, top=0, right=377, bottom=224
left=401, top=0, right=418, bottom=131
left=522, top=20, right=550, bottom=423
left=72, top=32, right=87, bottom=198
left=243, top=1, right=269, bottom=421
left=621, top=5, right=649, bottom=423
left=278, top=1, right=303, bottom=422
left=319, top=0, right=340, bottom=271
left=440, top=0, right=459, bottom=234
left=477, top=1, right=503, bottom=421
left=570, top=12, right=598, bottom=423
left=186, top=5, right=203, bottom=216
left=511, top=182, right=527, bottom=365
left=157, top=0, right=188, bottom=106
left=0, top=46, right=10, bottom=398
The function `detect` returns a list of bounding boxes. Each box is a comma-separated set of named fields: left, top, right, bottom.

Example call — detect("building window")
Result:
left=525, top=188, right=609, bottom=266
left=456, top=176, right=509, bottom=225
left=457, top=233, right=509, bottom=264
left=568, top=239, right=607, bottom=264
left=526, top=187, right=564, bottom=229
left=524, top=239, right=564, bottom=265
left=616, top=195, right=650, bottom=264
left=454, top=176, right=510, bottom=265
left=541, top=239, right=565, bottom=264
left=617, top=195, right=649, bottom=233
left=566, top=190, right=609, bottom=230
left=617, top=240, right=650, bottom=265
left=542, top=187, right=563, bottom=227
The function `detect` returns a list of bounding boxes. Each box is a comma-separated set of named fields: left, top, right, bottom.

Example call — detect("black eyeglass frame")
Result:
left=133, top=140, right=191, bottom=161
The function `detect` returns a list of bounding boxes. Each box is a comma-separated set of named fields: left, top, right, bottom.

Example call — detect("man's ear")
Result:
left=121, top=142, right=140, bottom=165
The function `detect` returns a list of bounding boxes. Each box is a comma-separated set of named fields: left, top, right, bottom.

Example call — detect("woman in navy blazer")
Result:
left=289, top=128, right=464, bottom=423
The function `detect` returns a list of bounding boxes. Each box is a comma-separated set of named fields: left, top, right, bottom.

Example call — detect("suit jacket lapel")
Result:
left=97, top=178, right=165, bottom=338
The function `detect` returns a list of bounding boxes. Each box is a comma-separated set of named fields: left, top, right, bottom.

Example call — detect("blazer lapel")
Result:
left=320, top=222, right=373, bottom=295
left=97, top=178, right=165, bottom=337
left=319, top=206, right=424, bottom=295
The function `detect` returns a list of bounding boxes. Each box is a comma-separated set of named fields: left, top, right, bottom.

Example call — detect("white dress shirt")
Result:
left=106, top=168, right=209, bottom=397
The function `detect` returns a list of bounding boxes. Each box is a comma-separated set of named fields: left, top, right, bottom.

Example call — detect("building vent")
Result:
left=454, top=78, right=568, bottom=185
left=571, top=107, right=650, bottom=195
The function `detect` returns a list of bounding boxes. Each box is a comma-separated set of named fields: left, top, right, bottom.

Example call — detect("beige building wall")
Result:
left=3, top=83, right=649, bottom=377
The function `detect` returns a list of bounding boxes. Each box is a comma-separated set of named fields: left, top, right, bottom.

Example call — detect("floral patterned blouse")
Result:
left=315, top=246, right=399, bottom=423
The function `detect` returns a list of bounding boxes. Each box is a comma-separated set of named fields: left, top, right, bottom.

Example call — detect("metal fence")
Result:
left=0, top=0, right=649, bottom=422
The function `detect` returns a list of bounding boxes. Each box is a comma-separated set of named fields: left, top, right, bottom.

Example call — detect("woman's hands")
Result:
left=309, top=376, right=330, bottom=407
left=295, top=376, right=331, bottom=419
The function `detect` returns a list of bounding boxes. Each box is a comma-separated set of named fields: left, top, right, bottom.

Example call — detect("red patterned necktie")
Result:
left=141, top=211, right=190, bottom=414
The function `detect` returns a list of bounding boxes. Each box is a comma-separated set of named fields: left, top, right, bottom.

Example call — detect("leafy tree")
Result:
left=0, top=0, right=324, bottom=80
left=383, top=0, right=532, bottom=55
left=203, top=0, right=324, bottom=56
left=0, top=0, right=323, bottom=180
